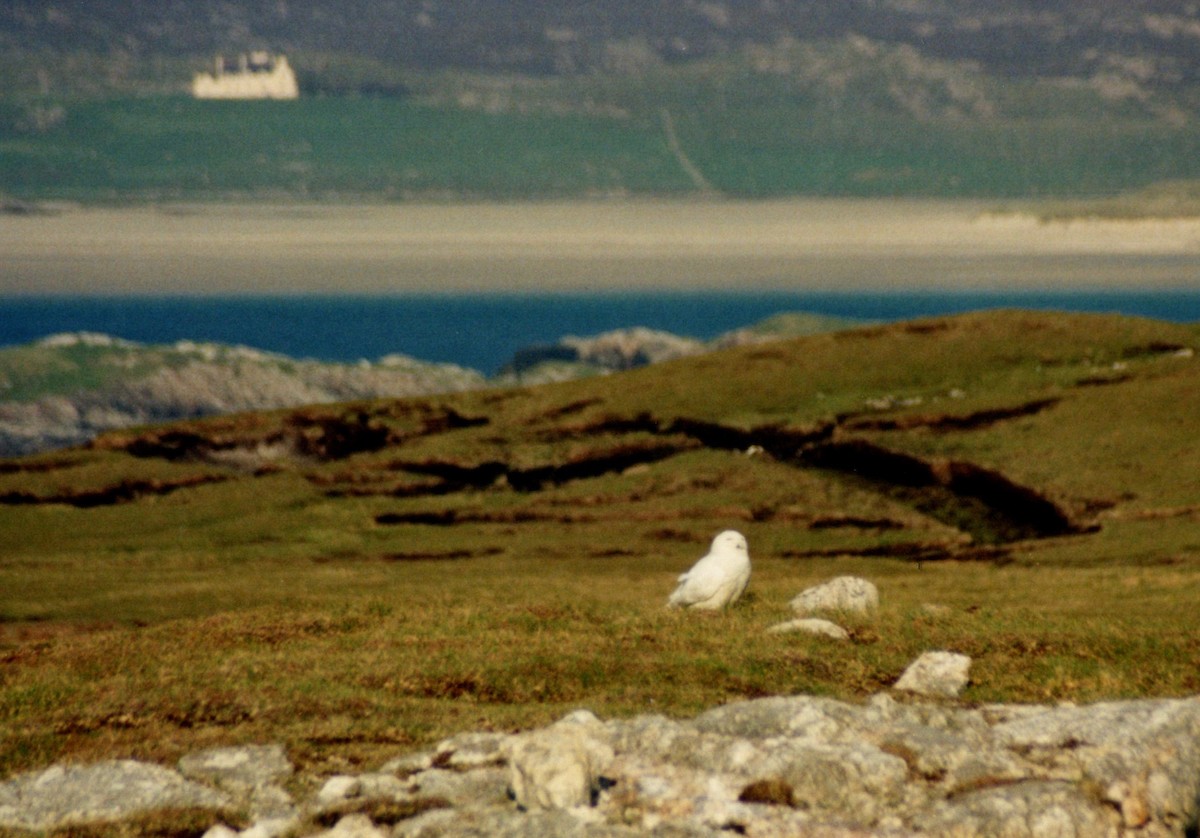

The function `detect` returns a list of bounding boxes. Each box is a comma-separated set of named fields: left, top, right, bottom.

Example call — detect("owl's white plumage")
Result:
left=667, top=530, right=751, bottom=610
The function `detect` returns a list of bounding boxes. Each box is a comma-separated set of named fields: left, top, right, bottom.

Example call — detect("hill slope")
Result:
left=2, top=309, right=1199, bottom=781
left=3, top=3, right=1200, bottom=199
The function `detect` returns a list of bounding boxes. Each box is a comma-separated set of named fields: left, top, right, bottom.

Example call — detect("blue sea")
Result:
left=2, top=291, right=1198, bottom=375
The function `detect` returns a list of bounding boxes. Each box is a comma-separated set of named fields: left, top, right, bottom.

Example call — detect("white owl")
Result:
left=667, top=530, right=751, bottom=610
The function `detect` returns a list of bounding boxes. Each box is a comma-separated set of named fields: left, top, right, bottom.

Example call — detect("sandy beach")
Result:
left=2, top=199, right=1198, bottom=295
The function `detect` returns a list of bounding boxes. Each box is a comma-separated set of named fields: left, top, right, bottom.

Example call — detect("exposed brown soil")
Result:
left=64, top=379, right=1091, bottom=544
left=840, top=398, right=1061, bottom=432
left=0, top=475, right=228, bottom=508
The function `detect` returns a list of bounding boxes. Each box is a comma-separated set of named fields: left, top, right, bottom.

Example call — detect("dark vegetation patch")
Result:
left=799, top=439, right=1082, bottom=543
left=840, top=398, right=1061, bottom=432
left=0, top=475, right=227, bottom=508
left=379, top=547, right=503, bottom=562
left=376, top=509, right=600, bottom=526
left=738, top=777, right=796, bottom=807
left=112, top=405, right=488, bottom=466
left=1122, top=342, right=1189, bottom=359
left=780, top=542, right=1013, bottom=565
left=0, top=458, right=81, bottom=474
left=1073, top=373, right=1134, bottom=388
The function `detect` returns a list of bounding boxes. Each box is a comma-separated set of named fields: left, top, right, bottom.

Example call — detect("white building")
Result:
left=192, top=52, right=299, bottom=100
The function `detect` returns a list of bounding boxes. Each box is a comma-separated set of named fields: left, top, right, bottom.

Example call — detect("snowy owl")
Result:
left=667, top=530, right=751, bottom=610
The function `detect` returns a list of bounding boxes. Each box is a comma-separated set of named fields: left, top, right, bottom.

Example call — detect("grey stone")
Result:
left=791, top=576, right=879, bottom=616
left=394, top=804, right=641, bottom=837
left=916, top=780, right=1121, bottom=837
left=202, top=825, right=241, bottom=838
left=772, top=740, right=910, bottom=824
left=991, top=698, right=1200, bottom=831
left=178, top=743, right=293, bottom=791
left=318, top=775, right=363, bottom=806
left=9, top=692, right=1200, bottom=837
left=0, top=759, right=230, bottom=831
left=766, top=617, right=851, bottom=640
left=506, top=718, right=615, bottom=810
left=405, top=767, right=511, bottom=808
left=316, top=813, right=389, bottom=838
left=433, top=730, right=512, bottom=769
left=893, top=651, right=972, bottom=698
left=239, top=817, right=299, bottom=838
left=692, top=695, right=861, bottom=740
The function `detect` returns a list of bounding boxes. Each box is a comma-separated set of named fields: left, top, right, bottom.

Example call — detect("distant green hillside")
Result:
left=3, top=2, right=1199, bottom=200
left=4, top=48, right=1200, bottom=202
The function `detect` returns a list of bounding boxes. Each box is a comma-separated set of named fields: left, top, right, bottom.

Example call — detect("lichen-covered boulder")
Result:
left=791, top=576, right=879, bottom=616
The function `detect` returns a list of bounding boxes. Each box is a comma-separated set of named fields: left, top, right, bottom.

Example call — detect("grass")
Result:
left=2, top=310, right=1200, bottom=782
left=6, top=40, right=1200, bottom=202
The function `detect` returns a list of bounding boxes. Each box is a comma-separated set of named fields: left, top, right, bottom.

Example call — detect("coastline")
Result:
left=2, top=198, right=1199, bottom=296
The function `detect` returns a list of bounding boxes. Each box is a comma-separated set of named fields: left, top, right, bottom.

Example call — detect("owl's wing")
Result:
left=668, top=552, right=728, bottom=607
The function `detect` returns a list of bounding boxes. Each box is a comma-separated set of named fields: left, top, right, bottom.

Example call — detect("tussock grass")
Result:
left=2, top=310, right=1200, bottom=780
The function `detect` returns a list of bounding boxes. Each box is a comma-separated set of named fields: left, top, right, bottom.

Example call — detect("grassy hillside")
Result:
left=2, top=310, right=1200, bottom=779
left=5, top=37, right=1200, bottom=201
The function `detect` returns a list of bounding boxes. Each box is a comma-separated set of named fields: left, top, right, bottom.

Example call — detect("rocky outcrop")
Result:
left=0, top=335, right=486, bottom=457
left=893, top=651, right=972, bottom=698
left=496, top=327, right=706, bottom=383
left=0, top=759, right=231, bottom=832
left=5, top=690, right=1200, bottom=837
left=1, top=314, right=850, bottom=457
left=791, top=576, right=881, bottom=616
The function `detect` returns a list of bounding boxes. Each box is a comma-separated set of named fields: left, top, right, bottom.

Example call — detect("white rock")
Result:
left=790, top=575, right=879, bottom=616
left=894, top=651, right=972, bottom=698
left=317, top=775, right=362, bottom=805
left=0, top=760, right=229, bottom=831
left=766, top=617, right=851, bottom=640
left=505, top=720, right=614, bottom=810
left=178, top=744, right=293, bottom=791
left=316, top=813, right=388, bottom=838
left=238, top=816, right=298, bottom=838
left=201, top=826, right=240, bottom=838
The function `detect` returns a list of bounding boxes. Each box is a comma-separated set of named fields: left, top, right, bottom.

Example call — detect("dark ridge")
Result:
left=382, top=440, right=693, bottom=495
left=780, top=542, right=1012, bottom=564
left=398, top=460, right=510, bottom=490
left=506, top=442, right=687, bottom=491
left=666, top=418, right=834, bottom=456
left=122, top=430, right=252, bottom=462
left=381, top=547, right=503, bottom=562
left=115, top=406, right=486, bottom=465
left=800, top=439, right=1083, bottom=543
left=526, top=398, right=605, bottom=423
left=375, top=508, right=599, bottom=526
left=0, top=475, right=228, bottom=508
left=313, top=547, right=504, bottom=562
left=1073, top=374, right=1134, bottom=388
left=807, top=515, right=908, bottom=531
left=840, top=398, right=1062, bottom=433
left=1122, top=342, right=1189, bottom=358
left=287, top=412, right=393, bottom=460
left=415, top=408, right=490, bottom=434
left=0, top=458, right=82, bottom=474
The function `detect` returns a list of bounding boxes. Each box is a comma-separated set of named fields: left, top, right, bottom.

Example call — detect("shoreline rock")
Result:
left=5, top=691, right=1199, bottom=837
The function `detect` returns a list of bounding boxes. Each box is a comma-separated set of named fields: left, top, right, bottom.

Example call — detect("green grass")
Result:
left=6, top=40, right=1200, bottom=202
left=2, top=310, right=1200, bottom=780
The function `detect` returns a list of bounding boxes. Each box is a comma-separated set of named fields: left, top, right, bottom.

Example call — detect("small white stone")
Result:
left=766, top=618, right=850, bottom=640
left=201, top=826, right=239, bottom=838
left=317, top=775, right=361, bottom=805
left=894, top=651, right=972, bottom=698
left=791, top=576, right=879, bottom=616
